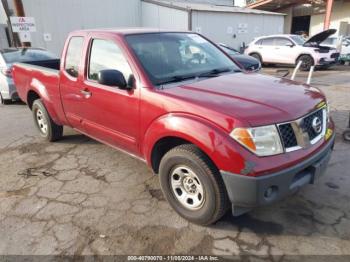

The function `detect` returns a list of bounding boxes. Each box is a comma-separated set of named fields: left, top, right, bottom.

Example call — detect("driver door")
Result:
left=79, top=36, right=140, bottom=154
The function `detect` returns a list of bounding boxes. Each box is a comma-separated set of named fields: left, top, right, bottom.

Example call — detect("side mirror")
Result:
left=286, top=43, right=295, bottom=48
left=98, top=69, right=131, bottom=90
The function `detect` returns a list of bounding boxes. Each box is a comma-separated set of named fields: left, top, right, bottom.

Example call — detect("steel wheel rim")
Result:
left=36, top=109, right=48, bottom=134
left=170, top=166, right=205, bottom=210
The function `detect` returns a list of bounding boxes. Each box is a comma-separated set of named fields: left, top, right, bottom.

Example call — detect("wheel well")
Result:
left=151, top=137, right=192, bottom=174
left=27, top=90, right=40, bottom=109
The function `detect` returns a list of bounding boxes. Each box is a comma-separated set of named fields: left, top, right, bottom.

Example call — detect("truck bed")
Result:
left=12, top=60, right=65, bottom=125
left=23, top=59, right=60, bottom=70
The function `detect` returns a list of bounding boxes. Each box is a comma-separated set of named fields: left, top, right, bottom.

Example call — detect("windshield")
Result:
left=290, top=35, right=306, bottom=45
left=125, top=33, right=240, bottom=86
left=2, top=49, right=58, bottom=64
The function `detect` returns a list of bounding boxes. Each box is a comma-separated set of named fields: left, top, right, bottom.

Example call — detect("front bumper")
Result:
left=316, top=52, right=340, bottom=66
left=221, top=134, right=335, bottom=210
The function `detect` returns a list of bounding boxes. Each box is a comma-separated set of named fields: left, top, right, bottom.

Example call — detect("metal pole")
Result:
left=13, top=0, right=31, bottom=47
left=291, top=60, right=302, bottom=81
left=324, top=0, right=334, bottom=30
left=306, top=66, right=315, bottom=85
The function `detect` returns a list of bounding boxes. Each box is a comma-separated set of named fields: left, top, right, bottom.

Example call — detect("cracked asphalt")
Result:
left=0, top=66, right=350, bottom=258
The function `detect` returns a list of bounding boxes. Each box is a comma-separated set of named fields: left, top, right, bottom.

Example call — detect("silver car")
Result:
left=0, top=48, right=58, bottom=104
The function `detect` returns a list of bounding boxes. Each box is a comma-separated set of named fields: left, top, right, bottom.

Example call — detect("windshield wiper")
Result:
left=156, top=74, right=198, bottom=86
left=156, top=67, right=240, bottom=86
left=197, top=67, right=239, bottom=78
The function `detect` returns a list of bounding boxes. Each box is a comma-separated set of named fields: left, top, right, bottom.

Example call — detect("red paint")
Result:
left=12, top=29, right=334, bottom=177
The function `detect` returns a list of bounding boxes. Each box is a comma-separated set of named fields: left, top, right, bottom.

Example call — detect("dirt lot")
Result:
left=0, top=66, right=350, bottom=259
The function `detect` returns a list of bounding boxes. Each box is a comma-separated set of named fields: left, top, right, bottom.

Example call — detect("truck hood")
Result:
left=162, top=73, right=325, bottom=127
left=304, top=29, right=337, bottom=46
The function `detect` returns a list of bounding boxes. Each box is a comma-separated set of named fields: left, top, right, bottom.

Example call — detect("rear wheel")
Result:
left=250, top=53, right=262, bottom=64
left=32, top=99, right=63, bottom=142
left=159, top=144, right=229, bottom=225
left=297, top=55, right=314, bottom=71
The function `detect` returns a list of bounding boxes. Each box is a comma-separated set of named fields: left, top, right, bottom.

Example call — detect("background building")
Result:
left=142, top=0, right=284, bottom=49
left=246, top=0, right=350, bottom=36
left=0, top=0, right=282, bottom=55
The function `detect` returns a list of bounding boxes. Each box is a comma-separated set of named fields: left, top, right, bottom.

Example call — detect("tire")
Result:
left=297, top=55, right=314, bottom=71
left=343, top=130, right=350, bottom=142
left=159, top=144, right=229, bottom=225
left=32, top=99, right=63, bottom=142
left=250, top=53, right=262, bottom=64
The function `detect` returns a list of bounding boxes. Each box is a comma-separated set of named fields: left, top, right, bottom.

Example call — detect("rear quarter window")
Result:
left=65, top=36, right=84, bottom=78
left=254, top=39, right=263, bottom=45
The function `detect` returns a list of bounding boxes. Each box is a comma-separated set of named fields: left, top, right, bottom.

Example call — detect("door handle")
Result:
left=80, top=89, right=92, bottom=99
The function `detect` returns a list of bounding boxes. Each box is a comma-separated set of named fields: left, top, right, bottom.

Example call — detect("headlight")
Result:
left=230, top=125, right=283, bottom=156
left=326, top=101, right=330, bottom=122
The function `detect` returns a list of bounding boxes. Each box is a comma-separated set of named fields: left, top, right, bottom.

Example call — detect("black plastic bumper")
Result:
left=221, top=134, right=335, bottom=210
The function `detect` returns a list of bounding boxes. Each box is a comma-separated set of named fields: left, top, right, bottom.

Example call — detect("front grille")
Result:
left=279, top=123, right=298, bottom=148
left=278, top=108, right=325, bottom=152
left=302, top=109, right=324, bottom=141
left=331, top=53, right=340, bottom=59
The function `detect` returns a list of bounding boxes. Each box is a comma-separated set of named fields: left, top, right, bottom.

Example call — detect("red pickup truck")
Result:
left=13, top=29, right=335, bottom=225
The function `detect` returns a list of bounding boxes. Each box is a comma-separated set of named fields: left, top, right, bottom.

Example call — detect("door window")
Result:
left=88, top=39, right=132, bottom=82
left=274, top=38, right=293, bottom=46
left=65, top=37, right=84, bottom=78
left=261, top=38, right=274, bottom=46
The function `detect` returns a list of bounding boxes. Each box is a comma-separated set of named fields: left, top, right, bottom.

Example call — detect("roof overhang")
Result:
left=247, top=0, right=326, bottom=12
left=142, top=0, right=285, bottom=15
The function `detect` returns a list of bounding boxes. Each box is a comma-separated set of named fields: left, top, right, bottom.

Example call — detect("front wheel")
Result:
left=32, top=99, right=63, bottom=142
left=297, top=55, right=314, bottom=71
left=159, top=144, right=229, bottom=225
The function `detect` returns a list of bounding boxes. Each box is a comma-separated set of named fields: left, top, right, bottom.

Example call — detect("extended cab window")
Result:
left=88, top=39, right=132, bottom=82
left=65, top=37, right=84, bottom=78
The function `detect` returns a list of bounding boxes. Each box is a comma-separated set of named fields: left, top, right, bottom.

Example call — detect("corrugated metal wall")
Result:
left=0, top=24, right=9, bottom=48
left=20, top=0, right=141, bottom=55
left=192, top=11, right=284, bottom=49
left=142, top=2, right=189, bottom=30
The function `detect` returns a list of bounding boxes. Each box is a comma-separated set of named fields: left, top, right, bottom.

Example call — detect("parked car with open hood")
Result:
left=218, top=43, right=261, bottom=72
left=0, top=48, right=58, bottom=104
left=245, top=29, right=339, bottom=71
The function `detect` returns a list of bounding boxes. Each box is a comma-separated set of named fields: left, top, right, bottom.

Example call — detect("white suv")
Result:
left=245, top=29, right=340, bottom=71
